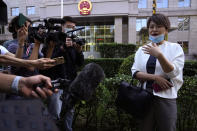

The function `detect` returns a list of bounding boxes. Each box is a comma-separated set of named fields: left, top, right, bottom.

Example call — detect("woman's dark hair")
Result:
left=147, top=13, right=170, bottom=30
left=8, top=15, right=31, bottom=39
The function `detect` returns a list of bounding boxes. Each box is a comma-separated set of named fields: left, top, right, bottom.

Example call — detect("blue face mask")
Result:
left=149, top=34, right=165, bottom=43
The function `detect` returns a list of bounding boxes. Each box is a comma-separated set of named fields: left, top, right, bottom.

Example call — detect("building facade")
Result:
left=1, top=0, right=197, bottom=59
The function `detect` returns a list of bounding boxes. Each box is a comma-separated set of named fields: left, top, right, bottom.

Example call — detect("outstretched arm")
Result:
left=0, top=73, right=58, bottom=99
left=0, top=54, right=55, bottom=69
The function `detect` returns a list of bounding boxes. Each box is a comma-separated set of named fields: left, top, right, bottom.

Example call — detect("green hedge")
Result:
left=83, top=57, right=197, bottom=78
left=82, top=58, right=124, bottom=77
left=118, top=54, right=135, bottom=75
left=117, top=54, right=197, bottom=77
left=98, top=43, right=136, bottom=58
left=73, top=75, right=197, bottom=131
left=184, top=60, right=197, bottom=76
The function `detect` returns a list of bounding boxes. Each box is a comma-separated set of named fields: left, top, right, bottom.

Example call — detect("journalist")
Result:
left=131, top=13, right=184, bottom=131
left=41, top=16, right=84, bottom=131
left=4, top=14, right=43, bottom=76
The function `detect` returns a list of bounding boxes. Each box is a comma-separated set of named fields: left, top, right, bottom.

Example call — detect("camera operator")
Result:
left=41, top=16, right=84, bottom=131
left=4, top=14, right=44, bottom=76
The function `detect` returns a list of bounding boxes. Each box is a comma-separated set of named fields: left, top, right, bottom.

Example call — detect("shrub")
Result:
left=73, top=75, right=197, bottom=131
left=177, top=76, right=197, bottom=130
left=184, top=60, right=197, bottom=76
left=98, top=43, right=136, bottom=58
left=118, top=54, right=135, bottom=75
left=82, top=58, right=124, bottom=77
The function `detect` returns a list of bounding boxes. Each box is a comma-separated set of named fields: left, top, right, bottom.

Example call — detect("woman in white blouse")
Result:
left=131, top=13, right=184, bottom=131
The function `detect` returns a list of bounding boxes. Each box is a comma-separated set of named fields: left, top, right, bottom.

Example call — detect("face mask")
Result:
left=149, top=34, right=165, bottom=43
left=64, top=28, right=73, bottom=33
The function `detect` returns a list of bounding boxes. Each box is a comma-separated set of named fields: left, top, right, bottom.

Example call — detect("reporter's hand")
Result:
left=32, top=58, right=56, bottom=70
left=154, top=75, right=173, bottom=89
left=18, top=75, right=58, bottom=99
left=17, top=26, right=28, bottom=45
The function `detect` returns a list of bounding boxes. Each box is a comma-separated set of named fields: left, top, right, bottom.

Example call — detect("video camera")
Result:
left=27, top=17, right=85, bottom=47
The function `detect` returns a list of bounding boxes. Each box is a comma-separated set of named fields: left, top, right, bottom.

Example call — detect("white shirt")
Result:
left=0, top=45, right=9, bottom=55
left=131, top=41, right=185, bottom=99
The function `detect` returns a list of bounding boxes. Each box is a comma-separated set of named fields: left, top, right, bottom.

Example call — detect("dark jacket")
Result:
left=41, top=45, right=84, bottom=81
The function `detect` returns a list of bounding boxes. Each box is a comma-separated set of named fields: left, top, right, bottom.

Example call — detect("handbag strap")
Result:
left=129, top=78, right=153, bottom=94
left=129, top=78, right=143, bottom=90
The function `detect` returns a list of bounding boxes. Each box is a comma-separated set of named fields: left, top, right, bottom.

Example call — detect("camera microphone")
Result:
left=47, top=18, right=65, bottom=24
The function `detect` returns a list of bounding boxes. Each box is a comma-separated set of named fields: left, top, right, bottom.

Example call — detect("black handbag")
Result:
left=116, top=80, right=153, bottom=119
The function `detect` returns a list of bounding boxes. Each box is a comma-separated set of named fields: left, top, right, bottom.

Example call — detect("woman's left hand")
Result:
left=142, top=43, right=162, bottom=58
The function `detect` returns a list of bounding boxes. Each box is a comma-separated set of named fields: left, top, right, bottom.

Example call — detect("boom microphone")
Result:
left=68, top=62, right=105, bottom=101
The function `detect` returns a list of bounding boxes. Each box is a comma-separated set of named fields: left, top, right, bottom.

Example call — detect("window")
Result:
left=136, top=18, right=147, bottom=31
left=27, top=6, right=35, bottom=15
left=178, top=0, right=190, bottom=7
left=138, top=0, right=147, bottom=8
left=76, top=25, right=114, bottom=45
left=0, top=26, right=5, bottom=34
left=157, top=0, right=168, bottom=8
left=11, top=7, right=19, bottom=16
left=177, top=41, right=189, bottom=54
left=178, top=17, right=190, bottom=31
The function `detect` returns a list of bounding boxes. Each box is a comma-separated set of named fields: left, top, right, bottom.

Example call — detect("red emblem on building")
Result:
left=78, top=0, right=92, bottom=15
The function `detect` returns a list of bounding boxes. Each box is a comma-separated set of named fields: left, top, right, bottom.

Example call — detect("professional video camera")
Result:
left=27, top=17, right=85, bottom=47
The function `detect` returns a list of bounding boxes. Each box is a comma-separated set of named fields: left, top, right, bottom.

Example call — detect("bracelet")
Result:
left=11, top=76, right=22, bottom=94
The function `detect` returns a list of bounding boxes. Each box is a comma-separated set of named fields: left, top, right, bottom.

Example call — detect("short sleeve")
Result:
left=0, top=45, right=9, bottom=55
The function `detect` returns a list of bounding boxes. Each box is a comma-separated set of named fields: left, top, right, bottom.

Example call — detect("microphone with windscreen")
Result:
left=42, top=63, right=105, bottom=110
left=69, top=62, right=105, bottom=101
left=35, top=63, right=105, bottom=110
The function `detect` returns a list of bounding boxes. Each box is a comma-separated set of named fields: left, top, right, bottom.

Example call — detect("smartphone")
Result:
left=53, top=56, right=65, bottom=65
left=152, top=79, right=173, bottom=92
left=18, top=13, right=27, bottom=27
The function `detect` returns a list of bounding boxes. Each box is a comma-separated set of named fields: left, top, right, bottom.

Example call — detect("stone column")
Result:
left=168, top=17, right=178, bottom=43
left=189, top=16, right=197, bottom=57
left=169, top=0, right=178, bottom=8
left=128, top=16, right=136, bottom=44
left=114, top=17, right=123, bottom=43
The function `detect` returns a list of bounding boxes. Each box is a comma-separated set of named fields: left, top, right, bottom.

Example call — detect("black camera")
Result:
left=28, top=18, right=85, bottom=48
left=28, top=18, right=64, bottom=44
left=65, top=27, right=86, bottom=46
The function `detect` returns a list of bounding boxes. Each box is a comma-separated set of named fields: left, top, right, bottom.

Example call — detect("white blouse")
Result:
left=131, top=41, right=185, bottom=99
